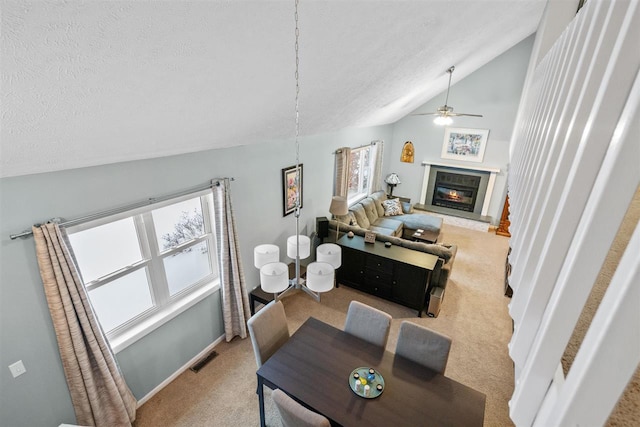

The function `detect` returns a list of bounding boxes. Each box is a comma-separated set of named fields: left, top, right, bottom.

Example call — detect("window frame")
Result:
left=67, top=190, right=219, bottom=353
left=347, top=145, right=375, bottom=205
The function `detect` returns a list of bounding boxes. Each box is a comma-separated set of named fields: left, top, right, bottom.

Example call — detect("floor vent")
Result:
left=190, top=350, right=218, bottom=373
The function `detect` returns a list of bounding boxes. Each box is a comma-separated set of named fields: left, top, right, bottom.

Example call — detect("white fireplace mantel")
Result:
left=420, top=161, right=501, bottom=217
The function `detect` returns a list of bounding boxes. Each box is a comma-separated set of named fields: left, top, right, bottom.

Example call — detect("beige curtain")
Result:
left=371, top=140, right=384, bottom=193
left=33, top=223, right=137, bottom=427
left=212, top=179, right=251, bottom=341
left=334, top=147, right=351, bottom=197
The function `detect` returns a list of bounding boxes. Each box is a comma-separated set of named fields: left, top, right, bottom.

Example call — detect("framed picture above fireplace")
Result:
left=441, top=127, right=489, bottom=163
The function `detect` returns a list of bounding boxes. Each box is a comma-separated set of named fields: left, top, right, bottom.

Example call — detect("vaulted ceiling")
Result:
left=1, top=0, right=546, bottom=178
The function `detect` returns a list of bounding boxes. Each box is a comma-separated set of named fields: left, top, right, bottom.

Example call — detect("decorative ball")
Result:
left=347, top=231, right=354, bottom=238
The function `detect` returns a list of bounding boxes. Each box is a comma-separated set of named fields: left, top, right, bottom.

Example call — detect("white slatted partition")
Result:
left=534, top=76, right=640, bottom=427
left=507, top=0, right=640, bottom=425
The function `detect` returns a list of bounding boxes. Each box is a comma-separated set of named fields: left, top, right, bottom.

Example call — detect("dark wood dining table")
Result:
left=256, top=317, right=486, bottom=427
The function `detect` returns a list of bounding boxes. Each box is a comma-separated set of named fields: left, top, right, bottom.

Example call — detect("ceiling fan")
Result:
left=412, top=65, right=483, bottom=125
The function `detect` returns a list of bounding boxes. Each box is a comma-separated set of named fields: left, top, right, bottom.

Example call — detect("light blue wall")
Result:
left=0, top=35, right=533, bottom=427
left=385, top=35, right=535, bottom=223
left=0, top=125, right=392, bottom=426
left=116, top=292, right=223, bottom=398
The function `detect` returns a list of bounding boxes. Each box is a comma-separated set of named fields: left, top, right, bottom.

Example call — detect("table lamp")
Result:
left=384, top=173, right=401, bottom=197
left=329, top=196, right=348, bottom=241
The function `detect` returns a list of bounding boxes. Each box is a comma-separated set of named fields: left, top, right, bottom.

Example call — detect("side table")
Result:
left=412, top=228, right=439, bottom=244
left=249, top=287, right=274, bottom=316
left=249, top=263, right=306, bottom=315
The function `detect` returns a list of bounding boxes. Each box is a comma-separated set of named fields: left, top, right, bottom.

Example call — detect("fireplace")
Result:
left=432, top=172, right=480, bottom=212
left=420, top=162, right=501, bottom=218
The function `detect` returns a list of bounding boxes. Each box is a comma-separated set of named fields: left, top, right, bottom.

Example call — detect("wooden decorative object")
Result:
left=496, top=194, right=511, bottom=237
left=400, top=141, right=415, bottom=163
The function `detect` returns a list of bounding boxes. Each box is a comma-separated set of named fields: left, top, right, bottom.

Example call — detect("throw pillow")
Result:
left=348, top=212, right=359, bottom=227
left=382, top=198, right=403, bottom=216
left=401, top=201, right=414, bottom=214
left=336, top=212, right=359, bottom=227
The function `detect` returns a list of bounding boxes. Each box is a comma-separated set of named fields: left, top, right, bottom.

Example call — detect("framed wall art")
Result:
left=282, top=164, right=303, bottom=216
left=441, top=127, right=489, bottom=163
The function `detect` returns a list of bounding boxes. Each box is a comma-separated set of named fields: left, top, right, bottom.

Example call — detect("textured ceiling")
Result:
left=1, top=0, right=546, bottom=178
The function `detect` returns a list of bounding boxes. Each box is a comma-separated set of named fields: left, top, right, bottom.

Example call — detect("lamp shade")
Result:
left=260, top=262, right=289, bottom=293
left=316, top=243, right=341, bottom=269
left=329, top=196, right=348, bottom=216
left=254, top=244, right=280, bottom=268
left=384, top=173, right=401, bottom=185
left=305, top=262, right=335, bottom=292
left=287, top=235, right=311, bottom=259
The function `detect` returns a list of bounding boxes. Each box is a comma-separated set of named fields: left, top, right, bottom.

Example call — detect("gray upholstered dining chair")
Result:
left=247, top=300, right=290, bottom=368
left=272, top=389, right=331, bottom=427
left=395, top=321, right=452, bottom=374
left=343, top=300, right=392, bottom=347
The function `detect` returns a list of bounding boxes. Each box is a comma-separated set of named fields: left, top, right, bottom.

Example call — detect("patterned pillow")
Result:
left=382, top=198, right=403, bottom=216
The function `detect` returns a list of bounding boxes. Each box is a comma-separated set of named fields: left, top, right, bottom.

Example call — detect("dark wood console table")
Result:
left=336, top=235, right=438, bottom=316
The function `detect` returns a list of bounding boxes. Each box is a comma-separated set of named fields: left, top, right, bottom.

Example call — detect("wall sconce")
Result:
left=401, top=141, right=415, bottom=163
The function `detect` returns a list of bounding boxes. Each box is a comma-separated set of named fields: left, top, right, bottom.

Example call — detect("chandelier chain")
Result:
left=294, top=0, right=300, bottom=143
left=294, top=0, right=301, bottom=215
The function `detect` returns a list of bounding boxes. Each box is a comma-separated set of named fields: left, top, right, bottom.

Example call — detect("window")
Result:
left=347, top=145, right=374, bottom=204
left=67, top=191, right=218, bottom=351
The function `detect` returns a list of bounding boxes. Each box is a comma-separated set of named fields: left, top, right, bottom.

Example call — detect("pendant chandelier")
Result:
left=253, top=0, right=338, bottom=302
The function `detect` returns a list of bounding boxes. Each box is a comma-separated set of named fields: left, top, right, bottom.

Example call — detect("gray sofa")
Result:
left=333, top=191, right=443, bottom=240
left=328, top=191, right=457, bottom=292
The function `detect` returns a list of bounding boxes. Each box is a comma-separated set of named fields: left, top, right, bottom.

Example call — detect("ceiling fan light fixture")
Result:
left=434, top=115, right=453, bottom=126
left=411, top=65, right=483, bottom=124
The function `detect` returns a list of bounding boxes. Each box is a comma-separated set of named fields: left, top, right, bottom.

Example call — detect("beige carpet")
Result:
left=134, top=223, right=513, bottom=426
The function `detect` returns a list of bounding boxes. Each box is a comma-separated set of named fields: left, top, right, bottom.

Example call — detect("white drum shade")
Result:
left=305, top=262, right=335, bottom=292
left=287, top=235, right=311, bottom=259
left=254, top=244, right=280, bottom=269
left=316, top=243, right=341, bottom=269
left=260, top=262, right=289, bottom=293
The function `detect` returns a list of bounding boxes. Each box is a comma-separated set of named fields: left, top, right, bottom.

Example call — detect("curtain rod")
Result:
left=9, top=177, right=235, bottom=240
left=332, top=140, right=380, bottom=155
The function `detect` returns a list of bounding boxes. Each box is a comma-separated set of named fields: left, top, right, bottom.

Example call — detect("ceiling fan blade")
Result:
left=410, top=66, right=484, bottom=120
left=450, top=113, right=484, bottom=117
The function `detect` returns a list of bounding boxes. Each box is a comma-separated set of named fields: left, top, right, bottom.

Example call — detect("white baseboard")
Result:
left=137, top=333, right=226, bottom=407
